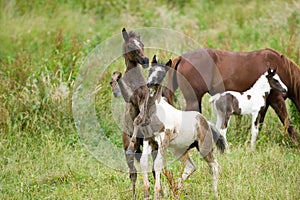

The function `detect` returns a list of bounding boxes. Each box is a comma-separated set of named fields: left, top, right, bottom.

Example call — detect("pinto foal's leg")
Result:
left=153, top=145, right=163, bottom=200
left=250, top=112, right=260, bottom=150
left=203, top=153, right=219, bottom=194
left=140, top=139, right=151, bottom=199
left=197, top=118, right=219, bottom=194
left=177, top=153, right=196, bottom=190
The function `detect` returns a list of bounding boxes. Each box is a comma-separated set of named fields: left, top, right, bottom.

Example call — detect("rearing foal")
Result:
left=120, top=28, right=150, bottom=199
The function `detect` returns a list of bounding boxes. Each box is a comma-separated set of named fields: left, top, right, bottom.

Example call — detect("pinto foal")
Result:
left=209, top=68, right=287, bottom=150
left=141, top=56, right=225, bottom=198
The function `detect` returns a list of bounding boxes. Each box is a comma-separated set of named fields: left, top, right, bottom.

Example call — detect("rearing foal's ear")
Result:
left=122, top=28, right=129, bottom=42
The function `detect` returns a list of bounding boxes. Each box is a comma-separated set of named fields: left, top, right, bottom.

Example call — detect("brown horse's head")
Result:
left=266, top=68, right=288, bottom=94
left=109, top=71, right=122, bottom=98
left=147, top=55, right=172, bottom=98
left=122, top=28, right=149, bottom=68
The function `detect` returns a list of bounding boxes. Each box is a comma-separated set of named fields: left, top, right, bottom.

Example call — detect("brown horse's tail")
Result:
left=163, top=56, right=181, bottom=106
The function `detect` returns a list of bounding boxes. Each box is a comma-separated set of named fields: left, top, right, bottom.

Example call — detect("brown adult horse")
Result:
left=165, top=48, right=300, bottom=148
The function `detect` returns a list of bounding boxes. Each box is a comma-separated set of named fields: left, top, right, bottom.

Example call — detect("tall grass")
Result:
left=0, top=0, right=299, bottom=199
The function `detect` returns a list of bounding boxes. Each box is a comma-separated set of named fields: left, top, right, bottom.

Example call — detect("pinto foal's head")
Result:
left=109, top=71, right=122, bottom=98
left=266, top=68, right=287, bottom=94
left=122, top=28, right=149, bottom=68
left=147, top=55, right=172, bottom=98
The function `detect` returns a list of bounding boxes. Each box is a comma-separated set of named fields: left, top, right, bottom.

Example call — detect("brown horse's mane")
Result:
left=265, top=48, right=283, bottom=57
left=284, top=54, right=300, bottom=104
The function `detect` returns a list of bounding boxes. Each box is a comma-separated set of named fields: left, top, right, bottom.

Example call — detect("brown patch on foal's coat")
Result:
left=195, top=114, right=214, bottom=161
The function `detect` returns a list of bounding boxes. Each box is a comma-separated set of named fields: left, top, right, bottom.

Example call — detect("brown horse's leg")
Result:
left=268, top=93, right=299, bottom=148
left=185, top=99, right=200, bottom=112
left=123, top=132, right=137, bottom=199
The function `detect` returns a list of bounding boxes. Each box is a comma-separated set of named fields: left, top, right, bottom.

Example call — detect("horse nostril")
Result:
left=142, top=57, right=149, bottom=68
left=144, top=57, right=149, bottom=64
left=147, top=82, right=155, bottom=88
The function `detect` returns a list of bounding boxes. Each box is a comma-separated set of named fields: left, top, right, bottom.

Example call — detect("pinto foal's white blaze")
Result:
left=209, top=69, right=287, bottom=150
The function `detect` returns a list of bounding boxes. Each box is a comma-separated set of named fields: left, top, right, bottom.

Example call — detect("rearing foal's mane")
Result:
left=165, top=48, right=300, bottom=148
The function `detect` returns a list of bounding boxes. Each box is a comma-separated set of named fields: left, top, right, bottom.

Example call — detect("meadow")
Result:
left=0, top=0, right=300, bottom=199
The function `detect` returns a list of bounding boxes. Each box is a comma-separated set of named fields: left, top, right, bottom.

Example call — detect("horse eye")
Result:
left=128, top=50, right=136, bottom=56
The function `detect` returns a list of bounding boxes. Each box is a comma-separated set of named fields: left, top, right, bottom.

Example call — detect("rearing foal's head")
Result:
left=122, top=28, right=149, bottom=68
left=147, top=55, right=172, bottom=98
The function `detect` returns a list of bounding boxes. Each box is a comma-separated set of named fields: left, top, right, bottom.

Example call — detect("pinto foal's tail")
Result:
left=163, top=56, right=181, bottom=106
left=208, top=121, right=226, bottom=154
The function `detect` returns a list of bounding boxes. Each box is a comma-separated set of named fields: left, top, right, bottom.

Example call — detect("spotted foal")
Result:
left=209, top=68, right=287, bottom=150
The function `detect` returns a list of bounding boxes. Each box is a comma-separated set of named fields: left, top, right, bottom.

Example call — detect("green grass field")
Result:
left=0, top=0, right=300, bottom=199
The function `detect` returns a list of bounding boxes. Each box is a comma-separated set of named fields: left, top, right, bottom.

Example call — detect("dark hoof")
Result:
left=126, top=149, right=134, bottom=155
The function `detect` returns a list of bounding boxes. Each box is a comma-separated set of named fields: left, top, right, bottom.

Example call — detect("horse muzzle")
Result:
left=281, top=88, right=287, bottom=95
left=139, top=57, right=149, bottom=68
